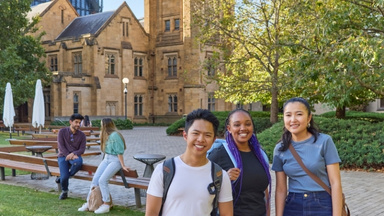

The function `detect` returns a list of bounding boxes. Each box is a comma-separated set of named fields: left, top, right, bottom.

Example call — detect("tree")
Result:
left=191, top=0, right=300, bottom=123
left=286, top=0, right=384, bottom=118
left=0, top=0, right=50, bottom=114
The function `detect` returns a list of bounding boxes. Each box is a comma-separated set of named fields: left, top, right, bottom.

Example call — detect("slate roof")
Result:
left=56, top=11, right=115, bottom=40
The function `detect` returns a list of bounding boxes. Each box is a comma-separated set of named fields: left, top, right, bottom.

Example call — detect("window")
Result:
left=134, top=95, right=143, bottom=116
left=168, top=94, right=178, bottom=113
left=49, top=55, right=58, bottom=71
left=122, top=19, right=129, bottom=37
left=380, top=98, right=384, bottom=108
left=105, top=54, right=116, bottom=75
left=44, top=92, right=51, bottom=118
left=168, top=57, right=177, bottom=77
left=106, top=101, right=117, bottom=116
left=207, top=57, right=215, bottom=76
left=208, top=93, right=215, bottom=111
left=73, top=52, right=82, bottom=75
left=134, top=57, right=143, bottom=77
left=165, top=20, right=170, bottom=32
left=174, top=19, right=180, bottom=30
left=236, top=103, right=243, bottom=109
left=73, top=93, right=79, bottom=114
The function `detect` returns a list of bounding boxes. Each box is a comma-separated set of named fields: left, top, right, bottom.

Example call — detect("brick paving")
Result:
left=1, top=126, right=383, bottom=215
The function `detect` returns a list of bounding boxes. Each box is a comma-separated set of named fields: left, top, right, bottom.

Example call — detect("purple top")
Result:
left=57, top=127, right=86, bottom=157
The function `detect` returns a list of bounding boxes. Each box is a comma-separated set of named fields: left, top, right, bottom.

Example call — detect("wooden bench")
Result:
left=0, top=152, right=149, bottom=207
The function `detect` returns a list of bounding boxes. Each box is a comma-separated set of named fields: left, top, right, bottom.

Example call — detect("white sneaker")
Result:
left=77, top=203, right=89, bottom=212
left=94, top=204, right=110, bottom=214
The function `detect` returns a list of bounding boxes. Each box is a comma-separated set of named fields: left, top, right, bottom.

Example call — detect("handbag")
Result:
left=288, top=144, right=350, bottom=216
left=88, top=186, right=113, bottom=212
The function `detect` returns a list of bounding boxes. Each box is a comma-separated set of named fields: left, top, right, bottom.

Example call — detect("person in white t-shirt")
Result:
left=146, top=109, right=233, bottom=216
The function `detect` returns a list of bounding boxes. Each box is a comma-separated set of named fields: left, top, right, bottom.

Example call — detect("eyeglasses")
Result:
left=70, top=134, right=74, bottom=142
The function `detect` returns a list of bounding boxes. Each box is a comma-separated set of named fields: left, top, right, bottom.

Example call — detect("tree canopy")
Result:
left=0, top=0, right=50, bottom=114
left=192, top=0, right=384, bottom=120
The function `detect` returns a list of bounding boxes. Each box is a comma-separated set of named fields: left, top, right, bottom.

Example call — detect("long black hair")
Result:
left=279, top=97, right=319, bottom=151
left=225, top=108, right=271, bottom=205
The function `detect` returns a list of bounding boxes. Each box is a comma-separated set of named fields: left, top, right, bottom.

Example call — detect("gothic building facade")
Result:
left=29, top=0, right=261, bottom=123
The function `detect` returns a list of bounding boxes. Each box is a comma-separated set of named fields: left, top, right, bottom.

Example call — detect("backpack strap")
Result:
left=160, top=158, right=175, bottom=216
left=208, top=162, right=223, bottom=216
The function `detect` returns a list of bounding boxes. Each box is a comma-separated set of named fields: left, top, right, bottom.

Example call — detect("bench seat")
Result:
left=0, top=152, right=149, bottom=207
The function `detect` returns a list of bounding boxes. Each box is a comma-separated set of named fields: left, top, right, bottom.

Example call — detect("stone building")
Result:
left=28, top=0, right=261, bottom=124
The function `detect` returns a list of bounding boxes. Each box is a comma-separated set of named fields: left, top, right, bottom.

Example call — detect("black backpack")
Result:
left=159, top=157, right=223, bottom=216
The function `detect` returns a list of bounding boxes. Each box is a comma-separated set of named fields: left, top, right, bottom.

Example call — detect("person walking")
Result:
left=78, top=118, right=130, bottom=214
left=57, top=113, right=87, bottom=200
left=272, top=97, right=343, bottom=216
left=145, top=109, right=233, bottom=216
left=208, top=108, right=271, bottom=216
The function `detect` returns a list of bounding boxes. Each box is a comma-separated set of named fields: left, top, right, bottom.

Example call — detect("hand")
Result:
left=227, top=168, right=241, bottom=181
left=121, top=166, right=131, bottom=172
left=65, top=153, right=74, bottom=161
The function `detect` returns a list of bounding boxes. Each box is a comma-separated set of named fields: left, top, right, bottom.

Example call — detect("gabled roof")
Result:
left=56, top=11, right=115, bottom=40
left=27, top=1, right=53, bottom=20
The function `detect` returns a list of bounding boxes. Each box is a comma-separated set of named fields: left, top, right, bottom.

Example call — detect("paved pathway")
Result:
left=1, top=127, right=383, bottom=215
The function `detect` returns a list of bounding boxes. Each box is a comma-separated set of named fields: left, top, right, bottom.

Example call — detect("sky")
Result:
left=103, top=0, right=144, bottom=18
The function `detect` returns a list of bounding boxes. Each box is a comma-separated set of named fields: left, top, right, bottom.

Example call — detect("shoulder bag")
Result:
left=288, top=144, right=350, bottom=216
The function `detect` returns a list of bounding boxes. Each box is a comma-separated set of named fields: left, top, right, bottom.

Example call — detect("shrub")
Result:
left=258, top=116, right=384, bottom=171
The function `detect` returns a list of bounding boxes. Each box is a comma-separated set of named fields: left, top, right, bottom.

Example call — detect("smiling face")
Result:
left=227, top=111, right=254, bottom=149
left=69, top=119, right=82, bottom=132
left=283, top=101, right=312, bottom=141
left=183, top=119, right=216, bottom=159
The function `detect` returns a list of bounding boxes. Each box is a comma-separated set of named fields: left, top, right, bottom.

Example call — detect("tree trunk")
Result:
left=335, top=106, right=346, bottom=119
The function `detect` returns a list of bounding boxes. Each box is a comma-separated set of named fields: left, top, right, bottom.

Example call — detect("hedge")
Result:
left=258, top=117, right=384, bottom=171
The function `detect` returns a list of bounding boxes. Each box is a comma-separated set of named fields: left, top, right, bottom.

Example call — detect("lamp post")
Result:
left=122, top=78, right=129, bottom=119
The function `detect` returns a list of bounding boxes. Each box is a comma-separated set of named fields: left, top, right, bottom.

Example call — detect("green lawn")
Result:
left=0, top=184, right=145, bottom=216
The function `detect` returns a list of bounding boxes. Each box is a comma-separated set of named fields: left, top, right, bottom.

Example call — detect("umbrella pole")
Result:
left=39, top=126, right=41, bottom=134
left=9, top=127, right=12, bottom=139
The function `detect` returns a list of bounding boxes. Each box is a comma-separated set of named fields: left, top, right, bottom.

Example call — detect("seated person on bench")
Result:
left=57, top=113, right=87, bottom=200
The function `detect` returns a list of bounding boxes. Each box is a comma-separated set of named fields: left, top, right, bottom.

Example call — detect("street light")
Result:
left=122, top=77, right=129, bottom=119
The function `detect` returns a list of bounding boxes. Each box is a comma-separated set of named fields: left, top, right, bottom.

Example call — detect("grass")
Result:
left=0, top=184, right=145, bottom=215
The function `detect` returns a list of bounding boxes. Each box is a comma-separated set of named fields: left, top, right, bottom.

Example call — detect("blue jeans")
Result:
left=86, top=154, right=122, bottom=203
left=284, top=191, right=332, bottom=216
left=57, top=156, right=83, bottom=192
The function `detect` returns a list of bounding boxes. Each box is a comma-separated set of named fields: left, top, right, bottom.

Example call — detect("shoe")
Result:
left=94, top=204, right=110, bottom=214
left=78, top=203, right=89, bottom=212
left=59, top=192, right=68, bottom=200
left=55, top=177, right=60, bottom=184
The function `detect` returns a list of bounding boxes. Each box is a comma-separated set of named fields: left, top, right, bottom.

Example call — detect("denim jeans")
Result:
left=86, top=154, right=122, bottom=203
left=284, top=191, right=332, bottom=216
left=57, top=156, right=83, bottom=192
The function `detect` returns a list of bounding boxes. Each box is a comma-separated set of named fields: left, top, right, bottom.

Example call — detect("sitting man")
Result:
left=56, top=113, right=87, bottom=200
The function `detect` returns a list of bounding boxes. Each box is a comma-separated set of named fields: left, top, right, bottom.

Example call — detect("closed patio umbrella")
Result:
left=3, top=82, right=15, bottom=139
left=32, top=79, right=45, bottom=134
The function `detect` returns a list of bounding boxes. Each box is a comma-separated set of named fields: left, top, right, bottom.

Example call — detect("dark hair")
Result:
left=84, top=115, right=91, bottom=126
left=225, top=108, right=271, bottom=204
left=279, top=97, right=319, bottom=151
left=184, top=109, right=219, bottom=137
left=70, top=113, right=84, bottom=121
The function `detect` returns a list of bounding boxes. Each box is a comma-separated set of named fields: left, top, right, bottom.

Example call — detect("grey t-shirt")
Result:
left=272, top=133, right=341, bottom=193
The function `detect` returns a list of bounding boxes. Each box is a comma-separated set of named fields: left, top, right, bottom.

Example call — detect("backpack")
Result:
left=160, top=157, right=223, bottom=216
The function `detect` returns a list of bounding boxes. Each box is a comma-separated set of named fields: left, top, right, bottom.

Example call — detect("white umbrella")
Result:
left=3, top=82, right=15, bottom=139
left=32, top=79, right=45, bottom=133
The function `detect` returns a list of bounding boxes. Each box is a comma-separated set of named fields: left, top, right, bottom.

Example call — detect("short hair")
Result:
left=184, top=109, right=219, bottom=137
left=70, top=113, right=84, bottom=121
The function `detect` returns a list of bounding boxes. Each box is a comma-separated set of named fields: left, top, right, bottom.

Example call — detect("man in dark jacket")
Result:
left=57, top=113, right=87, bottom=200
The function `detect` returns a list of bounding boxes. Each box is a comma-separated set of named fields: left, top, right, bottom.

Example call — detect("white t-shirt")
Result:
left=147, top=156, right=233, bottom=216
